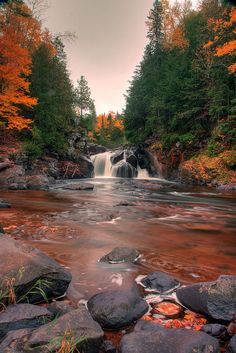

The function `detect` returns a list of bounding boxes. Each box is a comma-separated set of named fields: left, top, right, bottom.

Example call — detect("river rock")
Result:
left=226, top=335, right=236, bottom=353
left=126, top=154, right=138, bottom=168
left=0, top=200, right=11, bottom=208
left=110, top=151, right=124, bottom=165
left=88, top=143, right=107, bottom=155
left=101, top=340, right=117, bottom=353
left=0, top=328, right=33, bottom=353
left=176, top=275, right=236, bottom=321
left=0, top=235, right=72, bottom=304
left=87, top=286, right=148, bottom=329
left=47, top=300, right=74, bottom=317
left=112, top=161, right=137, bottom=178
left=141, top=271, right=180, bottom=293
left=57, top=182, right=94, bottom=190
left=99, top=247, right=140, bottom=264
left=120, top=320, right=220, bottom=353
left=0, top=304, right=53, bottom=339
left=24, top=306, right=104, bottom=353
left=25, top=175, right=50, bottom=190
left=200, top=324, right=227, bottom=338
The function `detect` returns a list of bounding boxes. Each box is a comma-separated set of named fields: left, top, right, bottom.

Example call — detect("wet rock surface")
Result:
left=0, top=304, right=53, bottom=339
left=0, top=235, right=72, bottom=304
left=176, top=275, right=236, bottom=321
left=201, top=324, right=227, bottom=338
left=53, top=182, right=94, bottom=190
left=23, top=306, right=104, bottom=353
left=0, top=200, right=11, bottom=208
left=99, top=247, right=140, bottom=264
left=87, top=286, right=148, bottom=329
left=120, top=320, right=220, bottom=353
left=141, top=271, right=180, bottom=293
left=0, top=328, right=33, bottom=353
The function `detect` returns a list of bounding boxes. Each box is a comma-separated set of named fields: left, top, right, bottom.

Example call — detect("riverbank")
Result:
left=0, top=178, right=235, bottom=352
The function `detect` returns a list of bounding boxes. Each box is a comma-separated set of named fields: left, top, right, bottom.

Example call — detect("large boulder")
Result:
left=23, top=307, right=104, bottom=353
left=0, top=165, right=25, bottom=188
left=141, top=271, right=180, bottom=293
left=0, top=328, right=33, bottom=353
left=176, top=275, right=236, bottom=321
left=126, top=154, right=138, bottom=169
left=0, top=235, right=72, bottom=304
left=110, top=150, right=124, bottom=165
left=88, top=143, right=107, bottom=155
left=99, top=247, right=140, bottom=264
left=87, top=286, right=148, bottom=329
left=0, top=304, right=53, bottom=339
left=120, top=320, right=220, bottom=353
left=112, top=161, right=137, bottom=178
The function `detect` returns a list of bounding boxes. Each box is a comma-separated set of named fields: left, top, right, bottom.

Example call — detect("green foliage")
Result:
left=124, top=1, right=236, bottom=156
left=29, top=38, right=75, bottom=155
left=23, top=141, right=43, bottom=160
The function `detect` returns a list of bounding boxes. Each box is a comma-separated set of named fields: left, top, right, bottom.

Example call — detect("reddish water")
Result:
left=0, top=178, right=236, bottom=304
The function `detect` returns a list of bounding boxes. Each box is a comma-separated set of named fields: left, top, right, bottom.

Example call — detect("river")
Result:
left=0, top=177, right=236, bottom=304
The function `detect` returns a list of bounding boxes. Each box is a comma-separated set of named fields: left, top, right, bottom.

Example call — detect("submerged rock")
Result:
left=141, top=271, right=180, bottom=293
left=24, top=306, right=104, bottom=353
left=0, top=235, right=72, bottom=304
left=120, top=320, right=220, bottom=353
left=87, top=286, right=148, bottom=329
left=176, top=275, right=236, bottom=321
left=99, top=247, right=140, bottom=264
left=55, top=182, right=94, bottom=190
left=0, top=200, right=11, bottom=208
left=0, top=304, right=53, bottom=339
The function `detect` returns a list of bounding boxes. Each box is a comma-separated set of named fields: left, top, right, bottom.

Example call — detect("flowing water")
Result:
left=0, top=176, right=235, bottom=304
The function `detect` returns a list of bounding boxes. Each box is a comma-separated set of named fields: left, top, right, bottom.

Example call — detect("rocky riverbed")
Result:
left=0, top=178, right=235, bottom=352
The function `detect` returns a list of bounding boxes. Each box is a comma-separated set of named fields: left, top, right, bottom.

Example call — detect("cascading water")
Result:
left=91, top=151, right=150, bottom=179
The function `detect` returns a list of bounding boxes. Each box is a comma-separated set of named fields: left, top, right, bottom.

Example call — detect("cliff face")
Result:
left=148, top=143, right=236, bottom=189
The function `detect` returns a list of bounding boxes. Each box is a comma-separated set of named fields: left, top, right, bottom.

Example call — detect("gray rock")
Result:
left=176, top=275, right=236, bottom=321
left=141, top=271, right=180, bottom=293
left=200, top=324, right=226, bottom=338
left=47, top=301, right=74, bottom=317
left=87, top=286, right=148, bottom=329
left=0, top=235, right=72, bottom=304
left=101, top=340, right=117, bottom=353
left=88, top=144, right=107, bottom=155
left=99, top=247, right=140, bottom=264
left=120, top=320, right=220, bottom=353
left=126, top=154, right=137, bottom=169
left=0, top=200, right=11, bottom=208
left=0, top=304, right=52, bottom=339
left=226, top=335, right=236, bottom=353
left=57, top=182, right=94, bottom=190
left=110, top=151, right=124, bottom=165
left=0, top=328, right=32, bottom=353
left=24, top=306, right=104, bottom=353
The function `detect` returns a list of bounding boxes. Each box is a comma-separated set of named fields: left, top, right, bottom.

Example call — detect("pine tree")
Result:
left=75, top=76, right=93, bottom=120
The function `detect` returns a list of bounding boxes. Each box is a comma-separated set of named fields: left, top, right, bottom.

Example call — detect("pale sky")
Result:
left=43, top=0, right=197, bottom=115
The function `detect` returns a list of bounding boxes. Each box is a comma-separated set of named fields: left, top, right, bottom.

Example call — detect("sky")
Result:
left=43, top=0, right=198, bottom=115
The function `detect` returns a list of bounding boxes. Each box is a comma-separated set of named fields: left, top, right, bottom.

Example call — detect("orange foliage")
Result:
left=95, top=112, right=124, bottom=134
left=0, top=2, right=55, bottom=130
left=204, top=8, right=236, bottom=74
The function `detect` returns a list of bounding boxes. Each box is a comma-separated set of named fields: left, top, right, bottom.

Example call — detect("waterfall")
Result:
left=91, top=152, right=113, bottom=177
left=91, top=151, right=150, bottom=179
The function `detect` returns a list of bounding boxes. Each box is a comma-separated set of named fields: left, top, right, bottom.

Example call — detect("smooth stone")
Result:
left=120, top=320, right=220, bottom=353
left=0, top=235, right=72, bottom=304
left=99, top=247, right=140, bottom=264
left=0, top=304, right=52, bottom=339
left=101, top=340, right=117, bottom=353
left=24, top=306, right=104, bottom=353
left=201, top=323, right=227, bottom=338
left=226, top=335, right=236, bottom=353
left=110, top=150, right=124, bottom=165
left=0, top=200, right=11, bottom=208
left=87, top=286, right=148, bottom=329
left=141, top=271, right=180, bottom=293
left=176, top=275, right=236, bottom=321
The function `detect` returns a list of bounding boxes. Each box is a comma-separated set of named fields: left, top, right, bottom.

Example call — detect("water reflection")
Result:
left=0, top=179, right=235, bottom=302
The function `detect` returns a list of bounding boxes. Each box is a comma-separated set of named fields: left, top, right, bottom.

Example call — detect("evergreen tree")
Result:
left=75, top=76, right=93, bottom=120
